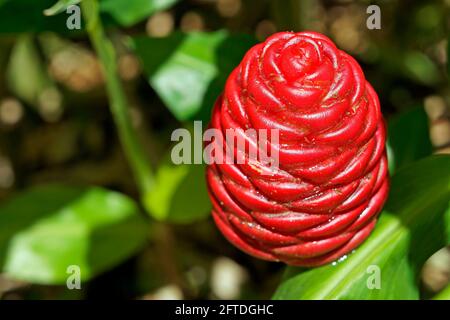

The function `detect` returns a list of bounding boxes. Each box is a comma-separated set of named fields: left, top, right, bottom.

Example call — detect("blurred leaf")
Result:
left=134, top=31, right=257, bottom=121
left=6, top=35, right=54, bottom=107
left=44, top=0, right=81, bottom=16
left=143, top=122, right=211, bottom=223
left=0, top=185, right=148, bottom=284
left=144, top=160, right=211, bottom=224
left=0, top=0, right=70, bottom=33
left=100, top=0, right=179, bottom=27
left=273, top=155, right=450, bottom=300
left=387, top=106, right=432, bottom=173
left=374, top=45, right=443, bottom=87
left=433, top=284, right=450, bottom=300
left=403, top=51, right=440, bottom=86
left=0, top=0, right=176, bottom=33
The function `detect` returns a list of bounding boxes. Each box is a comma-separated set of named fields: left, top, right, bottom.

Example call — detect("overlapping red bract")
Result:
left=206, top=31, right=389, bottom=266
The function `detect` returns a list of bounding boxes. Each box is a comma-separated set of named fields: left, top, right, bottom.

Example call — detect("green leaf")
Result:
left=6, top=35, right=55, bottom=107
left=403, top=51, right=440, bottom=86
left=143, top=161, right=211, bottom=224
left=100, top=0, right=179, bottom=27
left=387, top=106, right=433, bottom=173
left=44, top=0, right=81, bottom=16
left=0, top=0, right=71, bottom=33
left=433, top=284, right=450, bottom=300
left=0, top=185, right=148, bottom=284
left=0, top=0, right=177, bottom=33
left=143, top=122, right=211, bottom=223
left=273, top=155, right=450, bottom=300
left=134, top=31, right=257, bottom=121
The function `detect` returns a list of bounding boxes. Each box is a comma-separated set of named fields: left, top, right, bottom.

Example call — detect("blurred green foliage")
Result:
left=100, top=0, right=180, bottom=26
left=0, top=0, right=448, bottom=300
left=0, top=185, right=147, bottom=284
left=44, top=0, right=81, bottom=16
left=0, top=0, right=69, bottom=33
left=387, top=106, right=433, bottom=173
left=6, top=35, right=56, bottom=107
left=0, top=0, right=180, bottom=32
left=144, top=159, right=211, bottom=223
left=134, top=31, right=256, bottom=121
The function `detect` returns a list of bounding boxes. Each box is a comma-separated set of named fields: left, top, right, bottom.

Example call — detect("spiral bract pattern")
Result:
left=206, top=31, right=389, bottom=266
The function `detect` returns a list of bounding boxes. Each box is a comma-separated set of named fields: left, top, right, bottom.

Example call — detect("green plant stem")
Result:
left=81, top=0, right=153, bottom=194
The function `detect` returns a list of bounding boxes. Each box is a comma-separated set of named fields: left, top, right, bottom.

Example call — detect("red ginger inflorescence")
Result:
left=205, top=31, right=389, bottom=266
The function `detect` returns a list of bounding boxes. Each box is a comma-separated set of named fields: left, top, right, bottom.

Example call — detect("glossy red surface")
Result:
left=206, top=31, right=389, bottom=266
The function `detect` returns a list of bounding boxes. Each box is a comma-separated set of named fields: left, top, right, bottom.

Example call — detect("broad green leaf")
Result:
left=134, top=31, right=257, bottom=121
left=100, top=0, right=179, bottom=27
left=144, top=161, right=211, bottom=224
left=0, top=185, right=148, bottom=284
left=387, top=106, right=432, bottom=173
left=273, top=155, right=450, bottom=300
left=44, top=0, right=81, bottom=16
left=274, top=215, right=418, bottom=300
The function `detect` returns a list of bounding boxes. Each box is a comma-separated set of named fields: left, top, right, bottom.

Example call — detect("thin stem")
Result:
left=81, top=0, right=153, bottom=194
